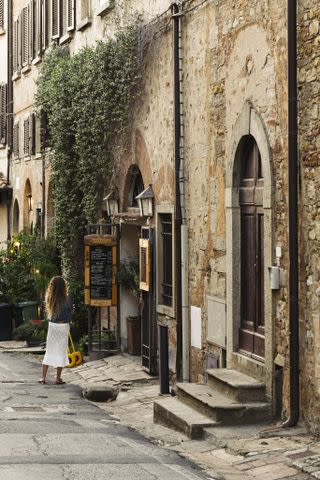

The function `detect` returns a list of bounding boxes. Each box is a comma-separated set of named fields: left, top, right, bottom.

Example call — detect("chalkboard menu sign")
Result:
left=90, top=245, right=113, bottom=300
left=84, top=235, right=117, bottom=306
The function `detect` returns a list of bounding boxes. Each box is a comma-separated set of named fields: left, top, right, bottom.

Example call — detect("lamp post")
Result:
left=135, top=185, right=154, bottom=218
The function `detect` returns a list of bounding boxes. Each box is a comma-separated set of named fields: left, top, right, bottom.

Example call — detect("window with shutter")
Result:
left=40, top=109, right=50, bottom=148
left=30, top=113, right=36, bottom=155
left=29, top=1, right=34, bottom=62
left=13, top=21, right=18, bottom=72
left=0, top=0, right=4, bottom=30
left=41, top=0, right=48, bottom=50
left=52, top=0, right=60, bottom=39
left=21, top=6, right=29, bottom=66
left=35, top=0, right=40, bottom=56
left=139, top=238, right=150, bottom=291
left=24, top=118, right=30, bottom=156
left=0, top=84, right=7, bottom=144
left=67, top=0, right=75, bottom=30
left=13, top=123, right=20, bottom=159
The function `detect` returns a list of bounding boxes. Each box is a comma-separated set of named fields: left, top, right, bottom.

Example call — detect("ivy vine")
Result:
left=35, top=24, right=142, bottom=328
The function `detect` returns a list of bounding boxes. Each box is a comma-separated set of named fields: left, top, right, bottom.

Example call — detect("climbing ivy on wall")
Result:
left=36, top=25, right=141, bottom=329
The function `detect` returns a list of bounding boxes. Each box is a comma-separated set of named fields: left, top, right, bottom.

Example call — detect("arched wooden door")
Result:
left=239, top=137, right=265, bottom=359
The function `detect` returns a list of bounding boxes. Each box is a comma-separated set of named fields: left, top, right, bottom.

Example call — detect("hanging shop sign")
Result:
left=84, top=235, right=117, bottom=306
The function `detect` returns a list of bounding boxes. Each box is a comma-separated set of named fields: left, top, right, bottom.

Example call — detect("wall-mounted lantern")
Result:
left=26, top=193, right=33, bottom=212
left=103, top=190, right=119, bottom=217
left=135, top=185, right=154, bottom=217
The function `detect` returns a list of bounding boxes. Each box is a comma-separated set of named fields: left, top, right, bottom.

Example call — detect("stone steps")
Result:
left=153, top=368, right=271, bottom=439
left=206, top=368, right=266, bottom=402
left=153, top=396, right=218, bottom=439
left=176, top=382, right=271, bottom=425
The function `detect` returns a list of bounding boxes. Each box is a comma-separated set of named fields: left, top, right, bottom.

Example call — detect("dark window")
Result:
left=132, top=172, right=144, bottom=207
left=160, top=213, right=173, bottom=307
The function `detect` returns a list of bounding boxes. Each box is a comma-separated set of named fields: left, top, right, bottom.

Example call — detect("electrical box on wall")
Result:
left=268, top=266, right=280, bottom=290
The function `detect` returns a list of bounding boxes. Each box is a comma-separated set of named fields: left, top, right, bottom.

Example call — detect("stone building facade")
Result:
left=1, top=0, right=320, bottom=431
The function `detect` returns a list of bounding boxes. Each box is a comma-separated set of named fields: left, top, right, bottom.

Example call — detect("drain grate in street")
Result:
left=12, top=406, right=45, bottom=412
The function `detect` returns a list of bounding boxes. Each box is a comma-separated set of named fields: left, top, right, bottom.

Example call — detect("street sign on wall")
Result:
left=84, top=235, right=117, bottom=306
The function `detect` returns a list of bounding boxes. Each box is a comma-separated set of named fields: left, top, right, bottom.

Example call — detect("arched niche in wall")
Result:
left=122, top=164, right=144, bottom=212
left=23, top=179, right=33, bottom=234
left=12, top=199, right=20, bottom=235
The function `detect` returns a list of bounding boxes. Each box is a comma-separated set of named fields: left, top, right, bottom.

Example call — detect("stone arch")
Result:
left=122, top=164, right=144, bottom=212
left=23, top=179, right=33, bottom=233
left=12, top=199, right=20, bottom=234
left=226, top=101, right=274, bottom=397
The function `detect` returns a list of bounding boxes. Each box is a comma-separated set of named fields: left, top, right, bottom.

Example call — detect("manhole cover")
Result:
left=12, top=406, right=45, bottom=412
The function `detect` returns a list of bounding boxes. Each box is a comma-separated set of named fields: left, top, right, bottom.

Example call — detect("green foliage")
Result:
left=36, top=25, right=141, bottom=280
left=12, top=320, right=48, bottom=345
left=35, top=24, right=142, bottom=334
left=0, top=233, right=60, bottom=304
left=116, top=261, right=139, bottom=297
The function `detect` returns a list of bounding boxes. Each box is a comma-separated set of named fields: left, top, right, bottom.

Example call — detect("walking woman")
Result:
left=39, top=276, right=72, bottom=385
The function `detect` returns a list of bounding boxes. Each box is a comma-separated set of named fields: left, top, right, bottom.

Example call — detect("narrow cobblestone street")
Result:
left=0, top=351, right=213, bottom=480
left=1, top=347, right=319, bottom=480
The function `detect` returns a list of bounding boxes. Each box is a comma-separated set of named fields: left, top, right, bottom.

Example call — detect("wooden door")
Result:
left=239, top=137, right=265, bottom=359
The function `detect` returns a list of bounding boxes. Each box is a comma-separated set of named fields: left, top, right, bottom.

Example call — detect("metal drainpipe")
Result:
left=172, top=2, right=190, bottom=382
left=6, top=0, right=13, bottom=240
left=282, top=0, right=299, bottom=427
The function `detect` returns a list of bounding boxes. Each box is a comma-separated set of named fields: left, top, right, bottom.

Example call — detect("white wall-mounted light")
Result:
left=103, top=190, right=119, bottom=216
left=135, top=185, right=154, bottom=217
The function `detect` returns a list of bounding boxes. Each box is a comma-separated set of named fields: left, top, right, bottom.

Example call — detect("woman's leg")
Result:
left=56, top=367, right=65, bottom=384
left=39, top=364, right=49, bottom=383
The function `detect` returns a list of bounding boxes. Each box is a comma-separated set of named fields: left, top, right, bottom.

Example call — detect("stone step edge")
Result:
left=153, top=397, right=218, bottom=439
left=176, top=383, right=270, bottom=410
left=206, top=368, right=266, bottom=390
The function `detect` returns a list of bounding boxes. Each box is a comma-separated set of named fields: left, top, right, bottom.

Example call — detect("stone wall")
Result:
left=298, top=0, right=320, bottom=433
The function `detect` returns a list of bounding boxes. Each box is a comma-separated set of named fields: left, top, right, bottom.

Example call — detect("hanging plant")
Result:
left=35, top=23, right=142, bottom=334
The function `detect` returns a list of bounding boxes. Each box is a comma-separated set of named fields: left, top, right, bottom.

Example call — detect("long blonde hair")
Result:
left=45, top=276, right=68, bottom=319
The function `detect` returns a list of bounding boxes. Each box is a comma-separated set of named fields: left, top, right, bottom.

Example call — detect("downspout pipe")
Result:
left=6, top=0, right=13, bottom=240
left=282, top=0, right=299, bottom=427
left=172, top=2, right=190, bottom=382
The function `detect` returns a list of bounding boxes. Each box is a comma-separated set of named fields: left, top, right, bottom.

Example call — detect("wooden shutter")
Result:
left=13, top=123, right=19, bottom=158
left=24, top=118, right=30, bottom=156
left=41, top=0, right=48, bottom=50
left=35, top=0, right=41, bottom=56
left=0, top=84, right=7, bottom=144
left=139, top=238, right=150, bottom=291
left=21, top=6, right=29, bottom=66
left=52, top=0, right=60, bottom=39
left=29, top=0, right=34, bottom=62
left=0, top=0, right=4, bottom=30
left=30, top=113, right=36, bottom=155
left=13, top=21, right=18, bottom=72
left=67, top=0, right=75, bottom=30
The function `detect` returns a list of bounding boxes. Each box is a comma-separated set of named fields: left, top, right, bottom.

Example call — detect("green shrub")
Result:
left=12, top=320, right=48, bottom=344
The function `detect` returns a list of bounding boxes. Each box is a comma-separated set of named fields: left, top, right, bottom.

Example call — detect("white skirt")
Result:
left=43, top=322, right=70, bottom=368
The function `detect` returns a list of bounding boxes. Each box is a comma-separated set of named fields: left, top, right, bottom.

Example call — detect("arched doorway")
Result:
left=239, top=136, right=265, bottom=358
left=12, top=199, right=20, bottom=234
left=23, top=179, right=33, bottom=233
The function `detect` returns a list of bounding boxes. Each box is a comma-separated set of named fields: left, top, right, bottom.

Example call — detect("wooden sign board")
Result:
left=84, top=235, right=117, bottom=306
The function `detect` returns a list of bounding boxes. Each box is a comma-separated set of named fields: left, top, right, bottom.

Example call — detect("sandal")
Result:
left=38, top=379, right=46, bottom=384
left=55, top=379, right=66, bottom=385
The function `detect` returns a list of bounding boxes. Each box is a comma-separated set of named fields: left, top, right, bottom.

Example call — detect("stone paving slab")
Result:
left=31, top=353, right=316, bottom=480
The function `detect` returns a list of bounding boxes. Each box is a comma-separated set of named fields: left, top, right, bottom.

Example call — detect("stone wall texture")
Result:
left=298, top=0, right=320, bottom=433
